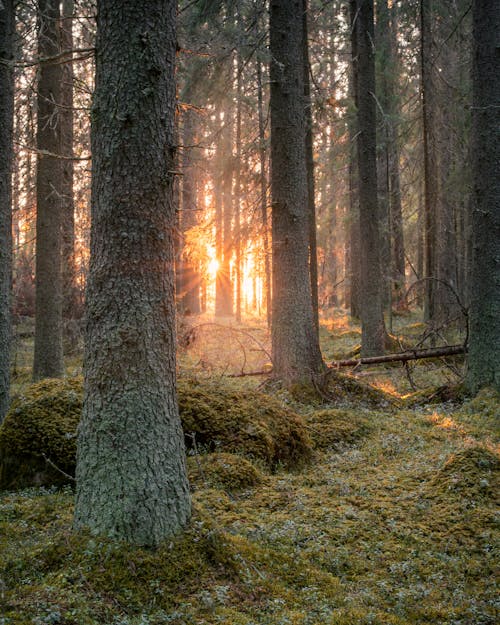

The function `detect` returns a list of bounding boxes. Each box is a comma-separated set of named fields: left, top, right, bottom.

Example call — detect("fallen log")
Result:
left=328, top=344, right=466, bottom=368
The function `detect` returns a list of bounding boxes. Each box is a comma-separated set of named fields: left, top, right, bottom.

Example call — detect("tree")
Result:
left=74, top=0, right=191, bottom=546
left=353, top=0, right=387, bottom=356
left=33, top=0, right=64, bottom=380
left=466, top=0, right=500, bottom=393
left=60, top=0, right=78, bottom=321
left=269, top=0, right=324, bottom=385
left=0, top=0, right=15, bottom=422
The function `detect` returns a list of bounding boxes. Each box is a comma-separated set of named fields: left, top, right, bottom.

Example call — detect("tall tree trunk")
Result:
left=348, top=0, right=361, bottom=319
left=269, top=0, right=324, bottom=385
left=0, top=0, right=14, bottom=422
left=74, top=0, right=191, bottom=546
left=303, top=0, right=319, bottom=337
left=420, top=0, right=438, bottom=324
left=33, top=0, right=64, bottom=380
left=354, top=0, right=387, bottom=356
left=235, top=50, right=242, bottom=323
left=257, top=59, right=271, bottom=329
left=60, top=0, right=77, bottom=321
left=215, top=115, right=233, bottom=317
left=180, top=109, right=201, bottom=315
left=466, top=0, right=500, bottom=393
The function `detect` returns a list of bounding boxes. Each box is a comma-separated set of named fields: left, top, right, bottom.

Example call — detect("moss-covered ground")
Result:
left=1, top=312, right=497, bottom=624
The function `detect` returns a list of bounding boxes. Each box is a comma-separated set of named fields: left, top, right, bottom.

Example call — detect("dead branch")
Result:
left=328, top=344, right=466, bottom=369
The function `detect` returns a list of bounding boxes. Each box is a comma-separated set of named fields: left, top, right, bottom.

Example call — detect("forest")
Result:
left=0, top=0, right=498, bottom=624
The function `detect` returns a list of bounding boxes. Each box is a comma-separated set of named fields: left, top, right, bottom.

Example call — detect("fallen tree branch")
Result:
left=328, top=344, right=466, bottom=368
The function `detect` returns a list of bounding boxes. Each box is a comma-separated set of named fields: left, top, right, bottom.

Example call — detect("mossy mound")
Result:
left=0, top=378, right=81, bottom=490
left=403, top=383, right=468, bottom=407
left=178, top=377, right=312, bottom=470
left=0, top=376, right=312, bottom=490
left=429, top=446, right=499, bottom=501
left=306, top=409, right=371, bottom=450
left=325, top=371, right=396, bottom=408
left=187, top=452, right=262, bottom=491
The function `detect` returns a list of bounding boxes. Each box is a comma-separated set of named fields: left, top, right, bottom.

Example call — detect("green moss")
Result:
left=178, top=377, right=312, bottom=470
left=306, top=409, right=371, bottom=450
left=428, top=445, right=499, bottom=501
left=187, top=452, right=263, bottom=491
left=0, top=378, right=82, bottom=490
left=0, top=376, right=312, bottom=490
left=403, top=383, right=468, bottom=407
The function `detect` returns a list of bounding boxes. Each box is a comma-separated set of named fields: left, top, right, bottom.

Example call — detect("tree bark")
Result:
left=420, top=0, right=438, bottom=325
left=60, top=0, right=78, bottom=321
left=33, top=0, right=64, bottom=380
left=74, top=0, right=191, bottom=546
left=348, top=0, right=361, bottom=319
left=269, top=0, right=324, bottom=385
left=257, top=59, right=272, bottom=329
left=354, top=0, right=387, bottom=356
left=179, top=108, right=201, bottom=315
left=466, top=0, right=500, bottom=393
left=303, top=0, right=319, bottom=338
left=0, top=0, right=14, bottom=422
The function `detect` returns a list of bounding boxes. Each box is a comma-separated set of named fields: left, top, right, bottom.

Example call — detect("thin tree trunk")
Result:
left=235, top=50, right=242, bottom=323
left=180, top=109, right=201, bottom=315
left=74, top=0, right=191, bottom=545
left=33, top=0, right=64, bottom=380
left=0, top=0, right=15, bottom=422
left=257, top=60, right=271, bottom=329
left=348, top=0, right=361, bottom=319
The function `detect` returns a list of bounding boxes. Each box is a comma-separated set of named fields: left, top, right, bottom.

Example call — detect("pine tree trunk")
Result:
left=60, top=0, right=77, bottom=321
left=180, top=109, right=201, bottom=315
left=33, top=0, right=64, bottom=380
left=348, top=0, right=361, bottom=319
left=0, top=0, right=14, bottom=422
left=303, top=0, right=319, bottom=338
left=354, top=0, right=387, bottom=356
left=420, top=0, right=438, bottom=324
left=74, top=0, right=191, bottom=546
left=257, top=60, right=271, bottom=329
left=269, top=0, right=324, bottom=385
left=466, top=0, right=500, bottom=393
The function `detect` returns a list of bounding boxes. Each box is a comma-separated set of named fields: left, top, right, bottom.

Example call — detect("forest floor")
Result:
left=1, top=311, right=498, bottom=625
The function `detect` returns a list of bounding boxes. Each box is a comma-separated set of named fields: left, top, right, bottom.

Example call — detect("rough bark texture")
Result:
left=348, top=0, right=361, bottom=319
left=33, top=0, right=64, bottom=380
left=269, top=0, right=324, bottom=385
left=257, top=59, right=271, bottom=329
left=354, top=0, right=387, bottom=356
left=74, top=0, right=191, bottom=546
left=0, top=0, right=14, bottom=422
left=420, top=0, right=438, bottom=324
left=303, top=0, right=319, bottom=338
left=60, top=0, right=78, bottom=321
left=466, top=0, right=500, bottom=393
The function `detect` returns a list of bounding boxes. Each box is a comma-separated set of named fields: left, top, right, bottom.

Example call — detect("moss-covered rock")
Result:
left=187, top=452, right=262, bottom=492
left=178, top=377, right=312, bottom=470
left=0, top=378, right=81, bottom=490
left=306, top=409, right=371, bottom=450
left=0, top=376, right=312, bottom=490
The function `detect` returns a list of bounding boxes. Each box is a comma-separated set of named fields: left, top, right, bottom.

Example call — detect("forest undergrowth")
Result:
left=1, top=311, right=498, bottom=625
